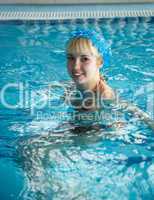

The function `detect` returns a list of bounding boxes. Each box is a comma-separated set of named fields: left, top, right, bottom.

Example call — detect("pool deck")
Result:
left=0, top=2, right=154, bottom=20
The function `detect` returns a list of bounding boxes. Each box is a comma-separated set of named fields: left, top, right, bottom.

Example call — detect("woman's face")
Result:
left=67, top=48, right=100, bottom=87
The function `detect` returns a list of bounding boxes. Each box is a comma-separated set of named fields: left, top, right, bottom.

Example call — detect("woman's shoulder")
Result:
left=103, top=85, right=115, bottom=99
left=99, top=77, right=115, bottom=100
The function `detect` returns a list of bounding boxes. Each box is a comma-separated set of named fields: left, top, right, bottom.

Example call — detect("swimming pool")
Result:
left=0, top=17, right=154, bottom=200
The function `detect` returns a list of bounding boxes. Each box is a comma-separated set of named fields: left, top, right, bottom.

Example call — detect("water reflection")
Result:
left=15, top=105, right=154, bottom=200
left=0, top=17, right=154, bottom=199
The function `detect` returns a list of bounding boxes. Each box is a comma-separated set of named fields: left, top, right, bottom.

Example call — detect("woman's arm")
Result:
left=119, top=100, right=154, bottom=130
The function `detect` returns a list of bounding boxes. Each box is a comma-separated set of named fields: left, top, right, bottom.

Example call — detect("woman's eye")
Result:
left=81, top=57, right=90, bottom=62
left=67, top=56, right=74, bottom=61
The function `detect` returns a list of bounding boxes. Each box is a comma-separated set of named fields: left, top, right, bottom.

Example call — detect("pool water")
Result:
left=0, top=17, right=154, bottom=200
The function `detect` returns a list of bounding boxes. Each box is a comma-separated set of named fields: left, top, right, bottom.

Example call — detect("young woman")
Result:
left=66, top=29, right=114, bottom=110
left=65, top=29, right=154, bottom=130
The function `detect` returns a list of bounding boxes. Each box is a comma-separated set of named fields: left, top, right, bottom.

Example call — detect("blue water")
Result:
left=0, top=17, right=154, bottom=200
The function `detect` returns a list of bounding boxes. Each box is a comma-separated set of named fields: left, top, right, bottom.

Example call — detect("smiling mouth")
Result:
left=73, top=72, right=84, bottom=76
left=73, top=73, right=85, bottom=79
left=74, top=73, right=83, bottom=76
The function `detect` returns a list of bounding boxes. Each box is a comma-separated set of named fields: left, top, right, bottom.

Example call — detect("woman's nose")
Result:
left=74, top=58, right=81, bottom=70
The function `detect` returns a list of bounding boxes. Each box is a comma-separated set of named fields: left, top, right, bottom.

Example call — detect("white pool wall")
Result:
left=0, top=0, right=154, bottom=4
left=0, top=1, right=153, bottom=20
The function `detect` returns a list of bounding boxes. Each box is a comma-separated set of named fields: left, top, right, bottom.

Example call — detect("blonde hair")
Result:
left=67, top=38, right=103, bottom=66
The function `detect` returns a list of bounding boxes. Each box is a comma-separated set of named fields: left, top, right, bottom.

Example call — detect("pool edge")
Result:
left=0, top=3, right=154, bottom=20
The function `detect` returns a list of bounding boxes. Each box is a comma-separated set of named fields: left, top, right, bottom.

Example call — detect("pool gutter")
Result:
left=0, top=3, right=154, bottom=20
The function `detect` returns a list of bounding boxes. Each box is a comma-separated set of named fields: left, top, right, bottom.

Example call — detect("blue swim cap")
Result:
left=68, top=29, right=111, bottom=67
